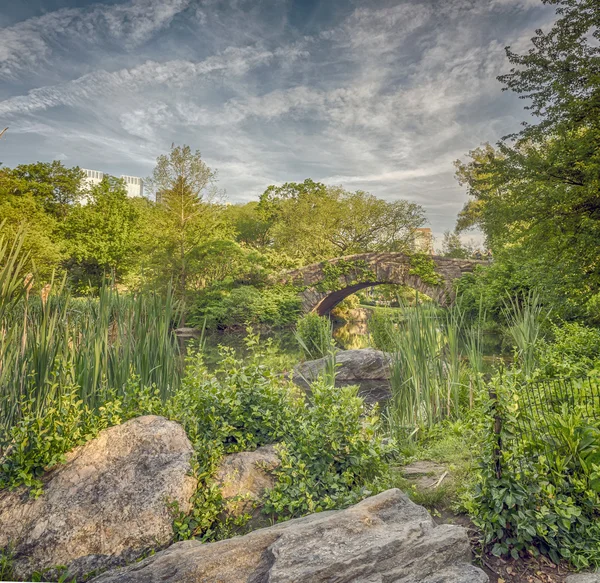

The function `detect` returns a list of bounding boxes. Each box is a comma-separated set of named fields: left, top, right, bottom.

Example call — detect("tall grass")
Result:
left=0, top=227, right=182, bottom=435
left=503, top=290, right=546, bottom=377
left=382, top=298, right=477, bottom=439
left=294, top=312, right=335, bottom=360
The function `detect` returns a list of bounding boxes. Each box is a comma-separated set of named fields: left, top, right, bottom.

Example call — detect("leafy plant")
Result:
left=166, top=330, right=388, bottom=541
left=294, top=312, right=335, bottom=360
left=466, top=373, right=600, bottom=569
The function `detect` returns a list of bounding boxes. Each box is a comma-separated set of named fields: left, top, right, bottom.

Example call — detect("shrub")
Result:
left=368, top=309, right=399, bottom=352
left=294, top=312, right=334, bottom=359
left=537, top=321, right=600, bottom=377
left=189, top=284, right=301, bottom=329
left=466, top=372, right=600, bottom=569
left=167, top=330, right=389, bottom=540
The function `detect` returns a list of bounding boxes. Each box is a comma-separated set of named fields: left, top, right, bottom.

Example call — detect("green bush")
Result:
left=166, top=331, right=389, bottom=539
left=537, top=321, right=600, bottom=378
left=294, top=312, right=334, bottom=359
left=368, top=309, right=399, bottom=352
left=466, top=372, right=600, bottom=569
left=189, top=284, right=301, bottom=329
left=0, top=330, right=389, bottom=546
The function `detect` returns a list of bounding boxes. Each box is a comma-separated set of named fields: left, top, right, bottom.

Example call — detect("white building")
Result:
left=121, top=175, right=144, bottom=198
left=82, top=169, right=144, bottom=198
left=82, top=168, right=104, bottom=187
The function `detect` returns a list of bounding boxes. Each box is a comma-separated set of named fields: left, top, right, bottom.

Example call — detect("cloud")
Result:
left=0, top=0, right=555, bottom=238
left=0, top=45, right=305, bottom=117
left=0, top=0, right=190, bottom=79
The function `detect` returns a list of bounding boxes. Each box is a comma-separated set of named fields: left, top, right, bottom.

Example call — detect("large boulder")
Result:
left=90, top=488, right=487, bottom=583
left=215, top=444, right=280, bottom=525
left=293, top=348, right=392, bottom=384
left=0, top=415, right=197, bottom=580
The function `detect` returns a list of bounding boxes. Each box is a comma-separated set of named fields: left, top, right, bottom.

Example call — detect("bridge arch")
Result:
left=278, top=253, right=484, bottom=316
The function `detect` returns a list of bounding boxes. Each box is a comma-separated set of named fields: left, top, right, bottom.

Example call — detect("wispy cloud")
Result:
left=0, top=0, right=555, bottom=237
left=0, top=0, right=190, bottom=79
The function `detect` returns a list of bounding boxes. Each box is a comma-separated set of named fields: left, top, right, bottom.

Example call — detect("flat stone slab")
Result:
left=566, top=575, right=600, bottom=583
left=293, top=348, right=392, bottom=384
left=402, top=461, right=448, bottom=489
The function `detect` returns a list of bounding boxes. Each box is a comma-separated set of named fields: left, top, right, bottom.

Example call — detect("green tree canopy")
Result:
left=454, top=0, right=600, bottom=319
left=257, top=179, right=425, bottom=264
left=62, top=176, right=140, bottom=290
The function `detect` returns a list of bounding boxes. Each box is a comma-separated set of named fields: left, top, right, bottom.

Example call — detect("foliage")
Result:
left=263, top=378, right=386, bottom=517
left=189, top=284, right=301, bottom=329
left=144, top=145, right=229, bottom=315
left=257, top=179, right=425, bottom=263
left=455, top=0, right=600, bottom=320
left=166, top=332, right=389, bottom=539
left=440, top=230, right=482, bottom=259
left=466, top=372, right=600, bottom=569
left=62, top=176, right=140, bottom=291
left=314, top=259, right=375, bottom=293
left=502, top=291, right=547, bottom=378
left=0, top=390, right=123, bottom=496
left=0, top=227, right=182, bottom=474
left=1, top=161, right=85, bottom=220
left=408, top=254, right=443, bottom=287
left=294, top=312, right=334, bottom=360
left=386, top=301, right=477, bottom=437
left=368, top=309, right=402, bottom=352
left=537, top=321, right=600, bottom=378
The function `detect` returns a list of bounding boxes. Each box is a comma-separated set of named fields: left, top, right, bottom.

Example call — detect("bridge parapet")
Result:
left=278, top=253, right=486, bottom=315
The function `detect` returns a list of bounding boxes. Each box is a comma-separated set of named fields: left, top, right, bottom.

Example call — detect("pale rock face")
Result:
left=0, top=415, right=197, bottom=580
left=293, top=348, right=392, bottom=384
left=89, top=488, right=488, bottom=583
left=215, top=444, right=280, bottom=523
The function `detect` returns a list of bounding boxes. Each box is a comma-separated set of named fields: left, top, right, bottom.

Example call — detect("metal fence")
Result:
left=495, top=376, right=600, bottom=472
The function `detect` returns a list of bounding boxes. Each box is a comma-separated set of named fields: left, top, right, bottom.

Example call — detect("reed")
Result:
left=0, top=226, right=183, bottom=434
left=385, top=298, right=474, bottom=439
left=503, top=290, right=546, bottom=377
left=294, top=312, right=335, bottom=360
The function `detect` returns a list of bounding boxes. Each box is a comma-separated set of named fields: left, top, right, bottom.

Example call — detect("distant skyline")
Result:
left=0, top=0, right=555, bottom=242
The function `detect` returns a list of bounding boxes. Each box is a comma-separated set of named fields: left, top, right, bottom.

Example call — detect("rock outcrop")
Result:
left=293, top=348, right=391, bottom=384
left=215, top=444, right=280, bottom=524
left=0, top=415, right=197, bottom=580
left=90, top=488, right=488, bottom=583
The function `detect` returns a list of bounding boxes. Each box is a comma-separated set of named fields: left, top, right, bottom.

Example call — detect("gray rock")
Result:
left=89, top=488, right=488, bottom=583
left=293, top=348, right=392, bottom=384
left=0, top=415, right=197, bottom=580
left=402, top=461, right=448, bottom=489
left=566, top=575, right=600, bottom=583
left=215, top=444, right=280, bottom=526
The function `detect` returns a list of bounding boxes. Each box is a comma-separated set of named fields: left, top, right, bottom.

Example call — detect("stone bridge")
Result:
left=278, top=253, right=486, bottom=315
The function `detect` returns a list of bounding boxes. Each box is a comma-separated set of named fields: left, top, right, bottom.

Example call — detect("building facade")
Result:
left=82, top=169, right=143, bottom=198
left=413, top=228, right=434, bottom=254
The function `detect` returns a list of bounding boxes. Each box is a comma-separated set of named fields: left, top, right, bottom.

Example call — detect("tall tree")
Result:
left=257, top=179, right=425, bottom=263
left=62, top=176, right=140, bottom=290
left=147, top=145, right=228, bottom=316
left=8, top=161, right=85, bottom=219
left=455, top=0, right=600, bottom=318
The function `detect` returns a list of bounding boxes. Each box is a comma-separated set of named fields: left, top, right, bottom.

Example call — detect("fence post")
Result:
left=489, top=372, right=503, bottom=479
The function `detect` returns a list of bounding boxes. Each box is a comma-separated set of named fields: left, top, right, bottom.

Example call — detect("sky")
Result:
left=0, top=0, right=556, bottom=243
